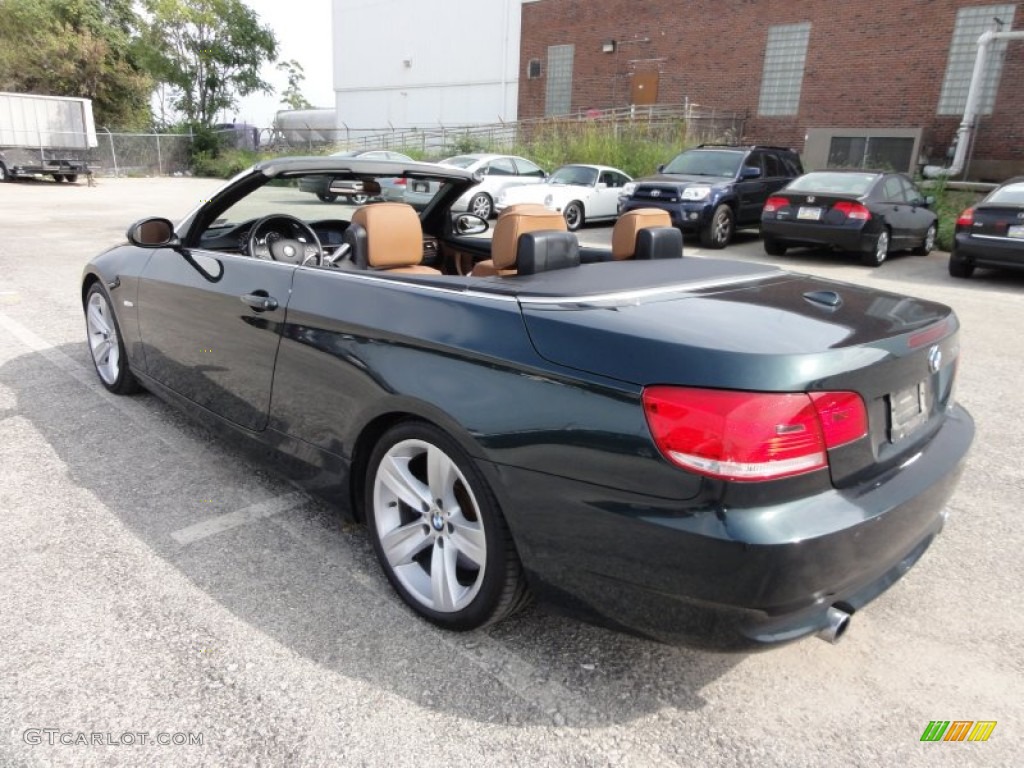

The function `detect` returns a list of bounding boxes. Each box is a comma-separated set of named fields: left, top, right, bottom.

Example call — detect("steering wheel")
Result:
left=248, top=214, right=324, bottom=266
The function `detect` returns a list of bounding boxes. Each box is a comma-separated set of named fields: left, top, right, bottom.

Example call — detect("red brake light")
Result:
left=763, top=196, right=788, bottom=213
left=642, top=387, right=867, bottom=482
left=393, top=178, right=408, bottom=186
left=956, top=207, right=974, bottom=227
left=832, top=201, right=871, bottom=220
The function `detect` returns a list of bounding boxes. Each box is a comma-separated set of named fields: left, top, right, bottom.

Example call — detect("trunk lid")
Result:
left=520, top=274, right=959, bottom=485
left=968, top=201, right=1024, bottom=240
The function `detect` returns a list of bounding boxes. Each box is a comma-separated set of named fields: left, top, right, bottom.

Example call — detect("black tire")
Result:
left=84, top=282, right=142, bottom=395
left=365, top=421, right=529, bottom=631
left=763, top=235, right=788, bottom=256
left=317, top=193, right=338, bottom=203
left=65, top=174, right=78, bottom=184
left=948, top=252, right=975, bottom=279
left=563, top=201, right=584, bottom=231
left=912, top=223, right=937, bottom=256
left=53, top=174, right=66, bottom=183
left=861, top=228, right=890, bottom=267
left=469, top=192, right=493, bottom=219
left=700, top=204, right=734, bottom=249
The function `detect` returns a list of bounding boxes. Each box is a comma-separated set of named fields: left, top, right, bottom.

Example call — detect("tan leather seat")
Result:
left=496, top=202, right=550, bottom=218
left=350, top=203, right=440, bottom=274
left=471, top=207, right=567, bottom=277
left=612, top=208, right=672, bottom=260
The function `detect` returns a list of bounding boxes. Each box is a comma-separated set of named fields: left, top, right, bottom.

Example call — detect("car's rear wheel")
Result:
left=53, top=174, right=66, bottom=182
left=351, top=193, right=369, bottom=205
left=862, top=229, right=889, bottom=267
left=469, top=193, right=493, bottom=219
left=763, top=235, right=788, bottom=256
left=563, top=201, right=584, bottom=231
left=700, top=204, right=733, bottom=249
left=365, top=422, right=529, bottom=630
left=84, top=283, right=141, bottom=395
left=948, top=252, right=975, bottom=278
left=913, top=223, right=937, bottom=255
left=317, top=193, right=337, bottom=203
left=66, top=174, right=78, bottom=184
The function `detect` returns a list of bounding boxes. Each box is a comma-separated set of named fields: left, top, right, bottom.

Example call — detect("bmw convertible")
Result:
left=81, top=156, right=973, bottom=649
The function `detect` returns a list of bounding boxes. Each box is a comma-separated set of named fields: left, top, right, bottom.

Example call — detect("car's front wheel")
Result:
left=84, top=283, right=141, bottom=395
left=563, top=201, right=584, bottom=231
left=763, top=235, right=788, bottom=256
left=317, top=193, right=338, bottom=203
left=365, top=422, right=529, bottom=630
left=469, top=193, right=493, bottom=219
left=700, top=204, right=734, bottom=249
left=948, top=252, right=975, bottom=278
left=913, top=223, right=937, bottom=255
left=862, top=229, right=890, bottom=267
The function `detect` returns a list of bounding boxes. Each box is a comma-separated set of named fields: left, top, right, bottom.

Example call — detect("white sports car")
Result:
left=495, top=164, right=633, bottom=230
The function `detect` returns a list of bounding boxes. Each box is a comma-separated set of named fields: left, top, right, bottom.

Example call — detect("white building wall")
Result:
left=331, top=0, right=528, bottom=130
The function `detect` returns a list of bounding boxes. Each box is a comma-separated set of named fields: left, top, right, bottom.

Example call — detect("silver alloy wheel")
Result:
left=86, top=291, right=120, bottom=385
left=372, top=438, right=487, bottom=613
left=875, top=231, right=889, bottom=264
left=923, top=224, right=936, bottom=252
left=470, top=193, right=492, bottom=218
left=351, top=193, right=369, bottom=205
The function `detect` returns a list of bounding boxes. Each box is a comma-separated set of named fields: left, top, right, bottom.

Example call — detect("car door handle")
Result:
left=240, top=292, right=279, bottom=311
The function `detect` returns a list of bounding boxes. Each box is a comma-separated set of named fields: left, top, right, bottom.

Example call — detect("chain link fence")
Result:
left=87, top=130, right=193, bottom=177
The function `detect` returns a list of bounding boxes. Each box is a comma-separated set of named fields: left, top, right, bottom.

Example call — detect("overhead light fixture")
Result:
left=602, top=40, right=616, bottom=53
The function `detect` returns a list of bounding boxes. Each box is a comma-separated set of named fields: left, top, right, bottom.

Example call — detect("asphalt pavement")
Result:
left=0, top=177, right=1021, bottom=767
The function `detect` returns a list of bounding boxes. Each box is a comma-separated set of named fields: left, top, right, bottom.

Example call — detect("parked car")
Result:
left=619, top=145, right=803, bottom=248
left=298, top=149, right=413, bottom=203
left=494, top=164, right=632, bottom=230
left=761, top=170, right=938, bottom=267
left=948, top=176, right=1024, bottom=278
left=81, top=156, right=973, bottom=649
left=439, top=153, right=547, bottom=218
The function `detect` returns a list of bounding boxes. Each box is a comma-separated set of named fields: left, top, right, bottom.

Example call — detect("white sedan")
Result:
left=495, top=164, right=633, bottom=231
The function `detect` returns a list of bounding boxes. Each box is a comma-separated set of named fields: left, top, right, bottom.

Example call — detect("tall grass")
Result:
left=925, top=177, right=983, bottom=252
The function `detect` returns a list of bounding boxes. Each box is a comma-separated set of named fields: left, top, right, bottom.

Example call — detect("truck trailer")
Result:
left=0, top=92, right=97, bottom=183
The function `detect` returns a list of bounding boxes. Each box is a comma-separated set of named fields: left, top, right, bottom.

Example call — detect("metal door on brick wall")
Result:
left=631, top=72, right=659, bottom=106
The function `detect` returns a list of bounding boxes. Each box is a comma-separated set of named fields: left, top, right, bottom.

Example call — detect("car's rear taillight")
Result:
left=642, top=387, right=867, bottom=482
left=763, top=196, right=788, bottom=213
left=393, top=178, right=408, bottom=186
left=956, top=207, right=974, bottom=227
left=832, top=201, right=871, bottom=220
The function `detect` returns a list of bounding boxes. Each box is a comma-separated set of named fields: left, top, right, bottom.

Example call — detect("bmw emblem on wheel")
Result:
left=928, top=345, right=942, bottom=374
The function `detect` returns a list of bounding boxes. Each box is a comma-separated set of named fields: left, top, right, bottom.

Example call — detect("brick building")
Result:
left=517, top=0, right=1024, bottom=180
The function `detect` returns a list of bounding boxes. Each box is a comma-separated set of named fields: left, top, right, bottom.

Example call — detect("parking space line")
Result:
left=170, top=491, right=310, bottom=545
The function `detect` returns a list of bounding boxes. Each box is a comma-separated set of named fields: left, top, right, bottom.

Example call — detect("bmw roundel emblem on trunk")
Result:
left=928, top=345, right=942, bottom=373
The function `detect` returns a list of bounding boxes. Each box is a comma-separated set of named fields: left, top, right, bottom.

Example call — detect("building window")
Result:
left=758, top=22, right=811, bottom=116
left=544, top=44, right=574, bottom=117
left=937, top=4, right=1016, bottom=115
left=828, top=136, right=916, bottom=173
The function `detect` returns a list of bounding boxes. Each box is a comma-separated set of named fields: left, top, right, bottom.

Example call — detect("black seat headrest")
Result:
left=516, top=231, right=581, bottom=275
left=342, top=222, right=369, bottom=268
left=635, top=227, right=684, bottom=260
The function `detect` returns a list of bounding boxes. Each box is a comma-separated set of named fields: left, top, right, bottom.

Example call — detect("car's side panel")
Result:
left=136, top=249, right=297, bottom=432
left=266, top=269, right=705, bottom=502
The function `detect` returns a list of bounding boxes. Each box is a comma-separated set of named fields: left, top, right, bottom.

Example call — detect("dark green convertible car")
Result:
left=81, top=157, right=973, bottom=649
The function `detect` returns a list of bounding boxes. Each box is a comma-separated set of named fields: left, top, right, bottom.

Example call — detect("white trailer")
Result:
left=0, top=92, right=97, bottom=183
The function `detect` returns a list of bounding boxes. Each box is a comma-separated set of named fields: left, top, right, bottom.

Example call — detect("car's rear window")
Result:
left=441, top=156, right=477, bottom=169
left=787, top=172, right=877, bottom=196
left=987, top=182, right=1024, bottom=205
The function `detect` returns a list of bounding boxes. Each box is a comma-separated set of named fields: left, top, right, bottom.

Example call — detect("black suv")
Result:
left=619, top=145, right=803, bottom=248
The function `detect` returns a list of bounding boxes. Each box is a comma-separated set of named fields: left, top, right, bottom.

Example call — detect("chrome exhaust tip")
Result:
left=816, top=606, right=852, bottom=644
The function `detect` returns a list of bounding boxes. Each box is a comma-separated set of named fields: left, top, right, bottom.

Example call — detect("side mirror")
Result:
left=740, top=165, right=763, bottom=179
left=922, top=195, right=936, bottom=208
left=127, top=217, right=179, bottom=248
left=657, top=164, right=666, bottom=173
left=597, top=182, right=608, bottom=189
left=453, top=213, right=488, bottom=235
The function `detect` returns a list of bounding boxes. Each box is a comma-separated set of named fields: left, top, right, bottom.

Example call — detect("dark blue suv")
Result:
left=619, top=145, right=803, bottom=248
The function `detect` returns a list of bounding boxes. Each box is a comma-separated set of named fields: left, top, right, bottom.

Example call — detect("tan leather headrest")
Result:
left=612, top=208, right=672, bottom=259
left=491, top=208, right=566, bottom=270
left=352, top=203, right=423, bottom=268
left=499, top=203, right=549, bottom=217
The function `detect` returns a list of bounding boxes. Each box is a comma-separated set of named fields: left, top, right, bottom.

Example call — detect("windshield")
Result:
left=787, top=172, right=878, bottom=196
left=663, top=150, right=743, bottom=177
left=549, top=165, right=598, bottom=186
left=440, top=155, right=479, bottom=169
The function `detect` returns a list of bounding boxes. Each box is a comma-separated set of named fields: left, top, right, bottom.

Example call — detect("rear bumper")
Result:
left=953, top=233, right=1024, bottom=270
left=762, top=218, right=875, bottom=252
left=486, top=404, right=973, bottom=649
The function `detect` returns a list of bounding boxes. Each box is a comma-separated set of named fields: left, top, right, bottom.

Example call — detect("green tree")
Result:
left=143, top=0, right=277, bottom=127
left=0, top=0, right=153, bottom=129
left=277, top=59, right=312, bottom=111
